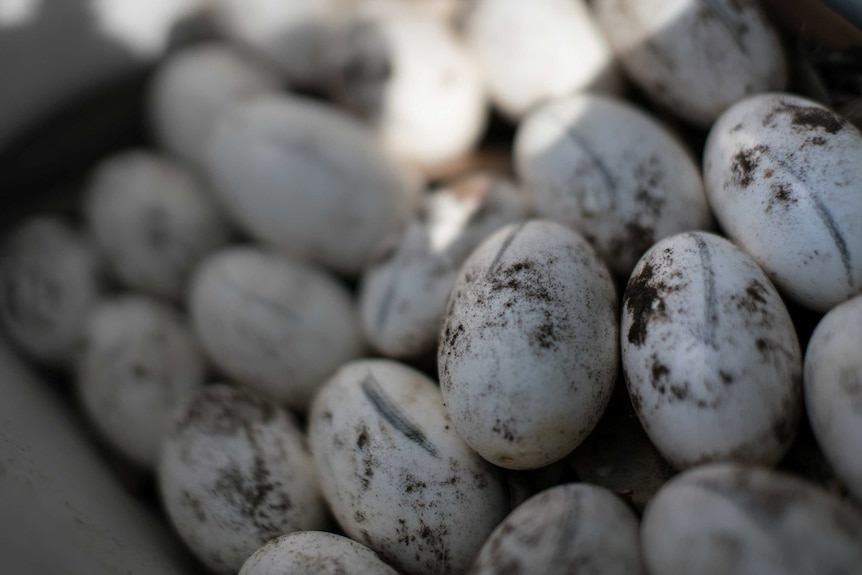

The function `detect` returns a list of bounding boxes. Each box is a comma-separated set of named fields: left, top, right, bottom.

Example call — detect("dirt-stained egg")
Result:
left=0, top=216, right=103, bottom=367
left=594, top=0, right=787, bottom=127
left=359, top=172, right=527, bottom=361
left=622, top=231, right=801, bottom=470
left=76, top=295, right=205, bottom=469
left=469, top=483, right=643, bottom=575
left=439, top=220, right=619, bottom=470
left=187, top=246, right=365, bottom=411
left=704, top=92, right=862, bottom=312
left=239, top=531, right=399, bottom=575
left=309, top=359, right=510, bottom=575
left=804, top=294, right=862, bottom=503
left=159, top=384, right=328, bottom=575
left=515, top=93, right=712, bottom=277
left=641, top=463, right=862, bottom=575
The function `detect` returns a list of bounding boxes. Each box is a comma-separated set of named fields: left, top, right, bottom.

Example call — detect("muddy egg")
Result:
left=469, top=483, right=643, bottom=575
left=804, top=293, right=862, bottom=503
left=438, top=219, right=619, bottom=470
left=622, top=231, right=801, bottom=470
left=641, top=462, right=862, bottom=575
left=188, top=246, right=364, bottom=411
left=159, top=384, right=328, bottom=575
left=594, top=0, right=787, bottom=127
left=84, top=150, right=231, bottom=301
left=240, top=531, right=398, bottom=575
left=309, top=358, right=510, bottom=575
left=0, top=216, right=103, bottom=367
left=359, top=172, right=527, bottom=361
left=76, top=295, right=205, bottom=470
left=515, top=93, right=712, bottom=277
left=704, top=92, right=862, bottom=312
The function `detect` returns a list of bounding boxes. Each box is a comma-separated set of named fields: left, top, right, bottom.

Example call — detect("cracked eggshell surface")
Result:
left=205, top=94, right=416, bottom=276
left=622, top=231, right=801, bottom=470
left=0, top=216, right=102, bottom=367
left=239, top=531, right=399, bottom=575
left=84, top=150, right=231, bottom=301
left=515, top=93, right=712, bottom=277
left=438, top=220, right=619, bottom=470
left=188, top=246, right=364, bottom=411
left=159, top=385, right=328, bottom=575
left=804, top=294, right=862, bottom=503
left=469, top=483, right=643, bottom=575
left=704, top=93, right=862, bottom=312
left=76, top=295, right=205, bottom=470
left=359, top=172, right=527, bottom=360
left=309, top=359, right=510, bottom=575
left=462, top=0, right=621, bottom=120
left=594, top=0, right=787, bottom=127
left=641, top=463, right=862, bottom=575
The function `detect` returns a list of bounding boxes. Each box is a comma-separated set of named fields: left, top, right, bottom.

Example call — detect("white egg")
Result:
left=84, top=150, right=231, bottom=301
left=621, top=231, right=801, bottom=470
left=148, top=42, right=280, bottom=169
left=594, top=0, right=787, bottom=127
left=0, top=216, right=102, bottom=367
left=240, top=531, right=399, bottom=575
left=188, top=246, right=364, bottom=411
left=463, top=0, right=621, bottom=120
left=438, top=220, right=619, bottom=470
left=76, top=295, right=205, bottom=469
left=804, top=294, right=862, bottom=503
left=704, top=92, right=862, bottom=312
left=159, top=384, right=328, bottom=575
left=326, top=5, right=487, bottom=170
left=205, top=94, right=416, bottom=276
left=515, top=93, right=712, bottom=277
left=309, top=358, right=509, bottom=575
left=359, top=172, right=527, bottom=360
left=470, top=483, right=643, bottom=575
left=641, top=463, right=862, bottom=575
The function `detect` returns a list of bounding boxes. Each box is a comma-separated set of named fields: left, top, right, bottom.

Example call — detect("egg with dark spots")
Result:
left=158, top=385, right=328, bottom=575
left=642, top=463, right=862, bottom=575
left=309, top=359, right=509, bottom=575
left=621, top=231, right=801, bottom=470
left=469, top=483, right=643, bottom=575
left=704, top=93, right=862, bottom=312
left=438, top=219, right=619, bottom=470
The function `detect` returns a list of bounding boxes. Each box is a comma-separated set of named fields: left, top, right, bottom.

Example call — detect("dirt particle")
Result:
left=731, top=144, right=768, bottom=188
left=719, top=370, right=734, bottom=385
left=784, top=103, right=845, bottom=134
left=810, top=136, right=827, bottom=146
left=624, top=261, right=670, bottom=346
left=766, top=184, right=797, bottom=212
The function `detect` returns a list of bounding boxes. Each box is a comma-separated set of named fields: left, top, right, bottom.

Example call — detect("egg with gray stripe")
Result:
left=309, top=358, right=509, bottom=575
left=621, top=231, right=801, bottom=470
left=704, top=93, right=862, bottom=312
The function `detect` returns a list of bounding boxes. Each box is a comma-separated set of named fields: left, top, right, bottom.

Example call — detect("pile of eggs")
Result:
left=2, top=0, right=862, bottom=573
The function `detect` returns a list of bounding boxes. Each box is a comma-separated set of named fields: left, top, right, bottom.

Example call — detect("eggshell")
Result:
left=205, top=94, right=416, bottom=276
left=359, top=172, right=527, bottom=360
left=309, top=358, right=509, bottom=575
left=594, top=0, right=787, bottom=127
left=463, top=0, right=621, bottom=120
left=159, top=384, right=328, bottom=575
left=641, top=463, right=862, bottom=575
left=326, top=5, right=487, bottom=169
left=703, top=92, right=862, bottom=312
left=469, top=483, right=643, bottom=575
left=0, top=216, right=102, bottom=367
left=804, top=294, right=862, bottom=503
left=239, top=531, right=398, bottom=575
left=187, top=246, right=364, bottom=411
left=438, top=219, right=619, bottom=470
left=84, top=150, right=231, bottom=300
left=148, top=42, right=279, bottom=168
left=76, top=295, right=205, bottom=469
left=621, top=231, right=801, bottom=470
left=515, top=93, right=712, bottom=277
